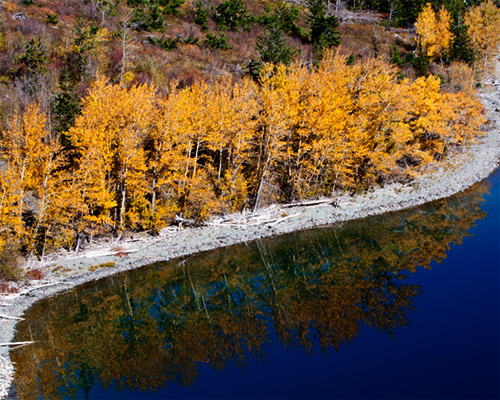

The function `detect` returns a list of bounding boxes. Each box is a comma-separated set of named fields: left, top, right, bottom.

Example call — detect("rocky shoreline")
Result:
left=1, top=75, right=500, bottom=397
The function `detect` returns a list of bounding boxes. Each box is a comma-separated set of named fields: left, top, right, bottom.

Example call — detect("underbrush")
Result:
left=0, top=240, right=22, bottom=282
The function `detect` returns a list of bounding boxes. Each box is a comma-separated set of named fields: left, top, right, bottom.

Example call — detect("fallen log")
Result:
left=281, top=199, right=338, bottom=209
left=0, top=314, right=23, bottom=321
left=175, top=215, right=202, bottom=227
left=0, top=341, right=34, bottom=347
left=83, top=248, right=139, bottom=258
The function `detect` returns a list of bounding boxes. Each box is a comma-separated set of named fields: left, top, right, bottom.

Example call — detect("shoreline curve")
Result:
left=1, top=72, right=500, bottom=398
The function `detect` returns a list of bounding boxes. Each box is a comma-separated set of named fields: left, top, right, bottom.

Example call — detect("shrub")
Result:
left=46, top=14, right=59, bottom=26
left=195, top=0, right=209, bottom=31
left=0, top=239, right=22, bottom=282
left=0, top=281, right=19, bottom=294
left=25, top=268, right=46, bottom=280
left=204, top=32, right=231, bottom=50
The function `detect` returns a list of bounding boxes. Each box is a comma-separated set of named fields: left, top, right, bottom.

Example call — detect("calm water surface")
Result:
left=10, top=172, right=500, bottom=399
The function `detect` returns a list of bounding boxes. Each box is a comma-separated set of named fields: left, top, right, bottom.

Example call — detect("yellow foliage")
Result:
left=121, top=71, right=136, bottom=87
left=0, top=52, right=486, bottom=256
left=0, top=31, right=6, bottom=53
left=415, top=3, right=452, bottom=60
left=68, top=77, right=157, bottom=234
left=466, top=0, right=500, bottom=77
left=0, top=104, right=78, bottom=254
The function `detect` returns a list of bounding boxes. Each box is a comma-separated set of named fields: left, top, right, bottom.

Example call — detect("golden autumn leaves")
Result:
left=415, top=3, right=452, bottom=61
left=415, top=0, right=500, bottom=76
left=0, top=51, right=486, bottom=256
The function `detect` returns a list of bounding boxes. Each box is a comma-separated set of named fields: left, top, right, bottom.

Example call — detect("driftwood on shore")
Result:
left=82, top=248, right=139, bottom=258
left=281, top=198, right=339, bottom=208
left=0, top=314, right=23, bottom=321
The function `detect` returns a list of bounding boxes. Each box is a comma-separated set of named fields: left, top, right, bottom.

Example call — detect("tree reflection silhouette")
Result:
left=11, top=181, right=488, bottom=399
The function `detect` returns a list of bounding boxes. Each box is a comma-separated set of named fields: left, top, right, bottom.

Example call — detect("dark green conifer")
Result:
left=255, top=23, right=297, bottom=66
left=195, top=0, right=209, bottom=31
left=128, top=0, right=185, bottom=31
left=46, top=14, right=59, bottom=26
left=214, top=0, right=252, bottom=30
left=413, top=40, right=431, bottom=76
left=276, top=2, right=307, bottom=39
left=391, top=0, right=424, bottom=27
left=17, top=37, right=48, bottom=79
left=52, top=53, right=81, bottom=149
left=390, top=45, right=401, bottom=65
left=204, top=32, right=232, bottom=50
left=306, top=0, right=340, bottom=59
left=447, top=13, right=476, bottom=65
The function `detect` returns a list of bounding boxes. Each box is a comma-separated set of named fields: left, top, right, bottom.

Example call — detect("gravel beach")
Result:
left=1, top=69, right=500, bottom=398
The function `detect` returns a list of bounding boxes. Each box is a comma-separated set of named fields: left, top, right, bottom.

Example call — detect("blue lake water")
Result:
left=10, top=171, right=500, bottom=399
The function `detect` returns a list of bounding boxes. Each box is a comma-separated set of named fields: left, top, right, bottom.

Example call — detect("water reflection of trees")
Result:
left=11, top=181, right=488, bottom=399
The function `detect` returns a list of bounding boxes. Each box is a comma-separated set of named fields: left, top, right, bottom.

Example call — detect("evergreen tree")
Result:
left=255, top=24, right=297, bottom=66
left=392, top=0, right=425, bottom=27
left=247, top=58, right=263, bottom=80
left=128, top=0, right=185, bottom=31
left=443, top=0, right=467, bottom=21
left=17, top=37, right=48, bottom=79
left=445, top=0, right=476, bottom=65
left=390, top=45, right=402, bottom=65
left=448, top=14, right=476, bottom=64
left=195, top=0, right=209, bottom=31
left=214, top=0, right=252, bottom=30
left=52, top=53, right=81, bottom=149
left=275, top=2, right=308, bottom=39
left=204, top=32, right=232, bottom=49
left=306, top=0, right=340, bottom=59
left=45, top=14, right=59, bottom=26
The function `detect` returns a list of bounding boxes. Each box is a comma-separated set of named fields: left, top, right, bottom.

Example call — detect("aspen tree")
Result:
left=253, top=64, right=294, bottom=209
left=68, top=78, right=156, bottom=234
left=145, top=84, right=187, bottom=228
left=465, top=0, right=500, bottom=76
left=415, top=3, right=452, bottom=60
left=1, top=104, right=73, bottom=254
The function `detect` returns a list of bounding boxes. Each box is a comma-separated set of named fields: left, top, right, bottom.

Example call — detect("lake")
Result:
left=10, top=171, right=499, bottom=399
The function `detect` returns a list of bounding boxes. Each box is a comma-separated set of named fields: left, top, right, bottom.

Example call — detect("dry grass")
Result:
left=0, top=281, right=19, bottom=294
left=89, top=262, right=116, bottom=271
left=24, top=268, right=46, bottom=281
left=433, top=62, right=476, bottom=93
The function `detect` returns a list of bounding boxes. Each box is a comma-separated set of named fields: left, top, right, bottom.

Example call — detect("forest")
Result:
left=0, top=0, right=499, bottom=282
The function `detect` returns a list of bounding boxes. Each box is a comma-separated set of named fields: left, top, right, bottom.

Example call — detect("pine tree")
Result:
left=276, top=2, right=307, bottom=39
left=392, top=0, right=425, bottom=27
left=306, top=0, right=340, bottom=59
left=52, top=53, right=81, bottom=142
left=17, top=37, right=48, bottom=79
left=214, top=0, right=252, bottom=30
left=255, top=24, right=297, bottom=66
left=413, top=40, right=431, bottom=76
left=448, top=14, right=476, bottom=65
left=195, top=0, right=209, bottom=31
